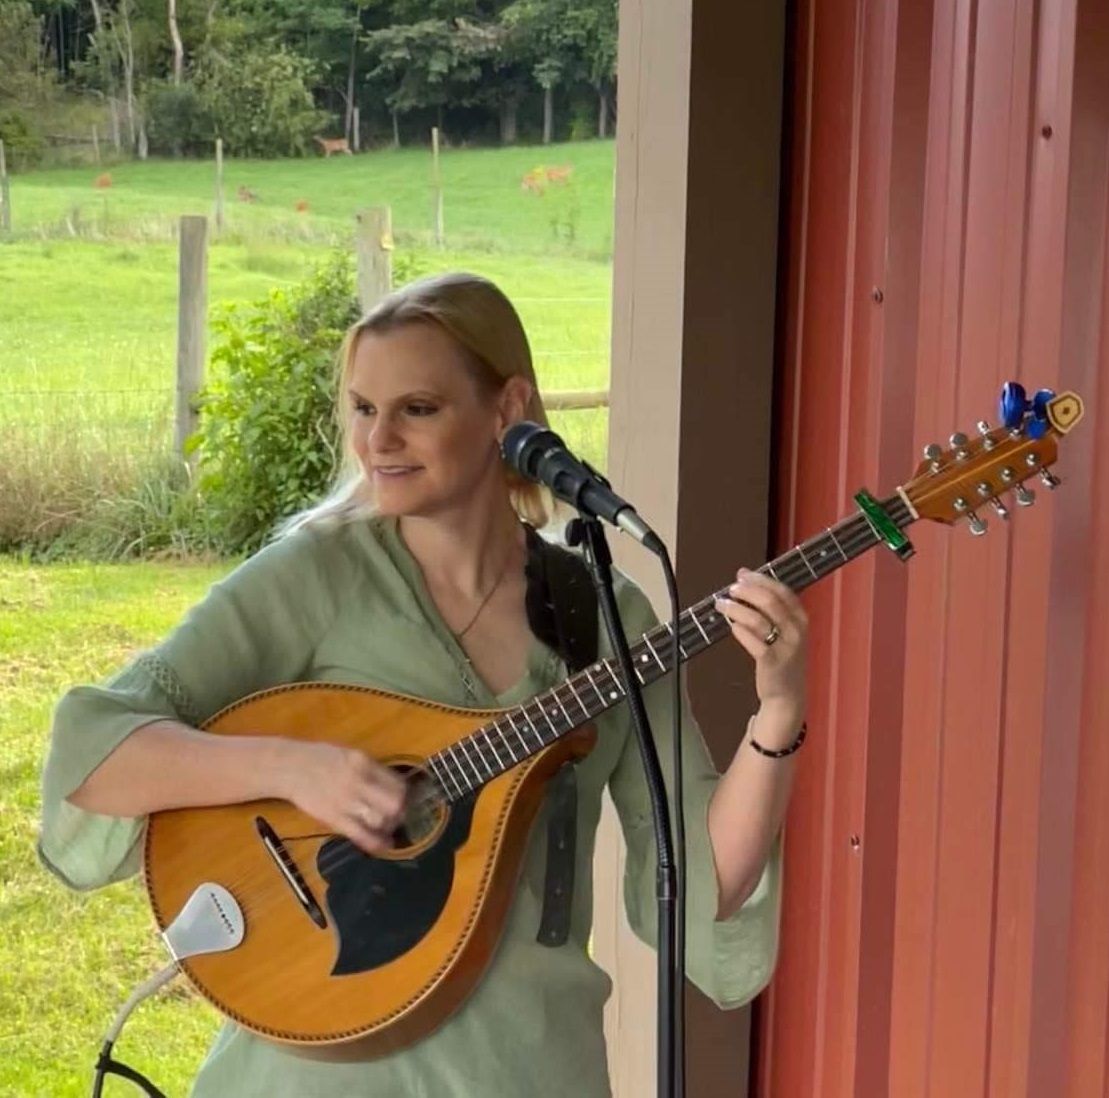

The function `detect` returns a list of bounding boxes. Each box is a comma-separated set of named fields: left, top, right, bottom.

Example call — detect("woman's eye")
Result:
left=352, top=401, right=374, bottom=417
left=407, top=404, right=438, bottom=417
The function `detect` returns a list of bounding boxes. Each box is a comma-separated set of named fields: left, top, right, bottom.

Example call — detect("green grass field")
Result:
left=1, top=560, right=232, bottom=1097
left=2, top=142, right=616, bottom=1092
left=2, top=140, right=615, bottom=256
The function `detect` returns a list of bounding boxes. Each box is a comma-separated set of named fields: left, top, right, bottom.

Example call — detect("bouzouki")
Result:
left=143, top=384, right=1085, bottom=1055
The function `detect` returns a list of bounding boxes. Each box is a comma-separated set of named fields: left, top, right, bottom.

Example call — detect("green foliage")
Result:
left=190, top=252, right=361, bottom=554
left=0, top=108, right=45, bottom=171
left=192, top=42, right=328, bottom=157
left=144, top=79, right=212, bottom=156
left=0, top=0, right=47, bottom=104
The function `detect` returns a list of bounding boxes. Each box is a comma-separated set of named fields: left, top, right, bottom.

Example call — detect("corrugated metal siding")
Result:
left=757, top=0, right=1109, bottom=1094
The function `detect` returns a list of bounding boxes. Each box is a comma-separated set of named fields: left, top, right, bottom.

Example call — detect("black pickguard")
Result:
left=317, top=794, right=476, bottom=976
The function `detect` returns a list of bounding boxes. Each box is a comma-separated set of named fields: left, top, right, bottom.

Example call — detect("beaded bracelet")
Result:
left=748, top=720, right=808, bottom=759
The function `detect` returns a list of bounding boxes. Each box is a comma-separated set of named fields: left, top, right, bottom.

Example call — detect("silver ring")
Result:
left=764, top=623, right=781, bottom=646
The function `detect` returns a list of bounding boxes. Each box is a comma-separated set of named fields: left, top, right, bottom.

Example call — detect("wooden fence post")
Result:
left=214, top=138, right=225, bottom=232
left=355, top=207, right=393, bottom=314
left=431, top=127, right=444, bottom=248
left=92, top=124, right=101, bottom=165
left=176, top=216, right=208, bottom=460
left=353, top=106, right=361, bottom=153
left=0, top=141, right=11, bottom=235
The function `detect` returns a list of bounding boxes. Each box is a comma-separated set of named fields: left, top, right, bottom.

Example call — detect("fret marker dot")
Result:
left=640, top=654, right=649, bottom=663
left=609, top=691, right=618, bottom=700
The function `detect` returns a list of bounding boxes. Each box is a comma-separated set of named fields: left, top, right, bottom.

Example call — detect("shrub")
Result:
left=189, top=252, right=361, bottom=555
left=0, top=108, right=45, bottom=170
left=144, top=80, right=211, bottom=157
left=193, top=43, right=327, bottom=158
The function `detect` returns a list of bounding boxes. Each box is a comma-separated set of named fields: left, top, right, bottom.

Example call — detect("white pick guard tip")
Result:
left=163, top=882, right=245, bottom=962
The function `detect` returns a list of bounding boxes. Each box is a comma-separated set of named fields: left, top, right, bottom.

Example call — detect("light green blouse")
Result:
left=38, top=516, right=780, bottom=1097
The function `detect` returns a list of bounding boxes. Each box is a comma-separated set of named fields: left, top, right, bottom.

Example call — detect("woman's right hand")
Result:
left=277, top=740, right=408, bottom=855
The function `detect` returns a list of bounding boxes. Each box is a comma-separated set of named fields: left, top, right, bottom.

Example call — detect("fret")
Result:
left=506, top=712, right=530, bottom=755
left=766, top=561, right=781, bottom=582
left=826, top=526, right=849, bottom=563
left=564, top=677, right=589, bottom=719
left=661, top=621, right=688, bottom=658
left=602, top=661, right=624, bottom=700
left=796, top=545, right=819, bottom=581
left=454, top=743, right=482, bottom=788
left=552, top=689, right=573, bottom=726
left=444, top=747, right=473, bottom=794
left=522, top=706, right=544, bottom=745
left=643, top=633, right=667, bottom=672
left=427, top=754, right=461, bottom=799
left=689, top=606, right=711, bottom=646
left=495, top=719, right=521, bottom=763
left=481, top=726, right=505, bottom=768
left=584, top=665, right=607, bottom=705
left=632, top=662, right=646, bottom=686
left=470, top=734, right=495, bottom=779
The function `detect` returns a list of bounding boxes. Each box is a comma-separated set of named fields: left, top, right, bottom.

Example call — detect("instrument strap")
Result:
left=524, top=524, right=599, bottom=947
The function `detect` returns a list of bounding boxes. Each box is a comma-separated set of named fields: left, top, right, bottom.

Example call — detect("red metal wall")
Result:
left=758, top=0, right=1109, bottom=1095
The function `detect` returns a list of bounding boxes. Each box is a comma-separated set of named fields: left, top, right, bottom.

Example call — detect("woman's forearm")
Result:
left=65, top=719, right=294, bottom=817
left=707, top=701, right=800, bottom=919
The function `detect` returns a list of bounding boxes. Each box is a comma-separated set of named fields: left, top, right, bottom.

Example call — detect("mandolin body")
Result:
left=143, top=682, right=595, bottom=1054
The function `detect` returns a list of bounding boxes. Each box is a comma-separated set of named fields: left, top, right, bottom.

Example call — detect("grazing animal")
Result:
left=295, top=199, right=310, bottom=213
left=520, top=165, right=573, bottom=194
left=314, top=136, right=352, bottom=158
left=93, top=173, right=113, bottom=189
left=237, top=185, right=259, bottom=203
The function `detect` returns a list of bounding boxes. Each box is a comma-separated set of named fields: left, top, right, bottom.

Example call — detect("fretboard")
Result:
left=425, top=494, right=914, bottom=802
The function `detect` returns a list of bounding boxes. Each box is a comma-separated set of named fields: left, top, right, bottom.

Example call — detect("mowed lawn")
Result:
left=1, top=560, right=232, bottom=1096
left=2, top=140, right=616, bottom=256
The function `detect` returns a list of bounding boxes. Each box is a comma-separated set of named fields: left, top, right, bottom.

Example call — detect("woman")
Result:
left=38, top=272, right=808, bottom=1096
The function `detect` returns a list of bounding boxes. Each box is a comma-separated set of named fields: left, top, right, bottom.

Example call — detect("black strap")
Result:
left=524, top=525, right=598, bottom=946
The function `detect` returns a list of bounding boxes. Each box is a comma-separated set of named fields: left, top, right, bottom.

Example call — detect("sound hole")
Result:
left=391, top=763, right=448, bottom=852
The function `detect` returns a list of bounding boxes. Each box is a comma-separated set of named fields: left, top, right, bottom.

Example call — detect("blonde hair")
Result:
left=278, top=272, right=552, bottom=537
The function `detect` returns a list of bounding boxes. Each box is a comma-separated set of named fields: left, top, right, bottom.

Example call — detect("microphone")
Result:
left=501, top=422, right=662, bottom=552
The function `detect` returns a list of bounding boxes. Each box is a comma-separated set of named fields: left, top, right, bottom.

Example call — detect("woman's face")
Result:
left=347, top=321, right=522, bottom=519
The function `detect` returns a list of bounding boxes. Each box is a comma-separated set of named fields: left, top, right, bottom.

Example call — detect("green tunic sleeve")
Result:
left=37, top=527, right=343, bottom=893
left=605, top=578, right=782, bottom=1009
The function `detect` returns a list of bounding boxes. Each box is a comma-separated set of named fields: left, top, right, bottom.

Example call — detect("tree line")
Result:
left=0, top=0, right=618, bottom=166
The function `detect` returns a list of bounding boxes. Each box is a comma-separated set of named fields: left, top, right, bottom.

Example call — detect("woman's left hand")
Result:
left=714, top=568, right=808, bottom=719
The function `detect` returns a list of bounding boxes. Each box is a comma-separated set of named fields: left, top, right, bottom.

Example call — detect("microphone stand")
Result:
left=566, top=515, right=681, bottom=1098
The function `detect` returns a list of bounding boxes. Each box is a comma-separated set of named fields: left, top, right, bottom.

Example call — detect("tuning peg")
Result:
left=976, top=421, right=997, bottom=449
left=990, top=498, right=1010, bottom=520
left=1014, top=484, right=1036, bottom=506
left=1039, top=467, right=1061, bottom=490
left=950, top=432, right=970, bottom=459
left=966, top=511, right=988, bottom=536
left=923, top=443, right=943, bottom=470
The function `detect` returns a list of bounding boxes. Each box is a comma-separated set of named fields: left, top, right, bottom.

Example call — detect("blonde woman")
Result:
left=38, top=272, right=807, bottom=1096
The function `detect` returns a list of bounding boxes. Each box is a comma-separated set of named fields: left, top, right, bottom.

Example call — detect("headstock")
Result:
left=902, top=384, right=1084, bottom=534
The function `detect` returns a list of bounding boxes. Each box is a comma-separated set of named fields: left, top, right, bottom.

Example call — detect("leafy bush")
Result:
left=0, top=108, right=44, bottom=171
left=189, top=252, right=361, bottom=554
left=144, top=80, right=211, bottom=156
left=193, top=43, right=327, bottom=158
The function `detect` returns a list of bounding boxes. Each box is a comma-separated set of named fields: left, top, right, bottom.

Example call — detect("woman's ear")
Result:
left=497, top=375, right=535, bottom=435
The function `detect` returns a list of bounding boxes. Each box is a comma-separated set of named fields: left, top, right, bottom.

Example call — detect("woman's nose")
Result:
left=368, top=415, right=403, bottom=452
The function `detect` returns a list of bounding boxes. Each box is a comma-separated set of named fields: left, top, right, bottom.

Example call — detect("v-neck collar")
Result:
left=370, top=515, right=560, bottom=707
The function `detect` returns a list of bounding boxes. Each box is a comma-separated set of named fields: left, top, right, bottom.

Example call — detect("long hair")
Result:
left=278, top=271, right=552, bottom=537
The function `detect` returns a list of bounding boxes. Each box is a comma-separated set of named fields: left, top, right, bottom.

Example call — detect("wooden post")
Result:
left=353, top=106, right=361, bottom=153
left=214, top=138, right=224, bottom=232
left=431, top=127, right=444, bottom=248
left=355, top=207, right=393, bottom=313
left=176, top=216, right=208, bottom=459
left=92, top=124, right=101, bottom=164
left=0, top=141, right=11, bottom=235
